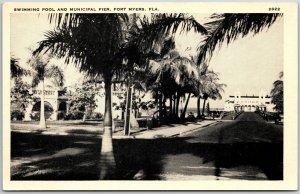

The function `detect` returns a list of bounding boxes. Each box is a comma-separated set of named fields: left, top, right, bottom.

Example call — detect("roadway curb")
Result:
left=169, top=121, right=221, bottom=137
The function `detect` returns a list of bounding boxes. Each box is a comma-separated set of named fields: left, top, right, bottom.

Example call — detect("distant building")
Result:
left=224, top=89, right=275, bottom=112
left=23, top=85, right=68, bottom=121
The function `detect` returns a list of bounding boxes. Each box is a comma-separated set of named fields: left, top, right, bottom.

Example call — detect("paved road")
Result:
left=158, top=112, right=283, bottom=180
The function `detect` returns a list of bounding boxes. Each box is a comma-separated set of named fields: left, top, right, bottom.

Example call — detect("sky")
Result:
left=10, top=13, right=283, bottom=109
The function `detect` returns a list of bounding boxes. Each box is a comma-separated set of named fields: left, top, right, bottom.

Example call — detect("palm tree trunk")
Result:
left=158, top=91, right=163, bottom=124
left=39, top=80, right=46, bottom=128
left=169, top=96, right=172, bottom=118
left=202, top=98, right=207, bottom=116
left=163, top=95, right=166, bottom=121
left=197, top=96, right=201, bottom=118
left=175, top=94, right=180, bottom=118
left=172, top=93, right=176, bottom=118
left=180, top=93, right=191, bottom=119
left=99, top=77, right=116, bottom=180
left=173, top=93, right=176, bottom=117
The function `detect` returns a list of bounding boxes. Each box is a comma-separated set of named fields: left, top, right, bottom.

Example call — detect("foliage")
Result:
left=271, top=72, right=283, bottom=113
left=34, top=14, right=129, bottom=81
left=11, top=56, right=30, bottom=78
left=11, top=77, right=32, bottom=109
left=206, top=102, right=210, bottom=114
left=197, top=13, right=281, bottom=64
left=64, top=111, right=85, bottom=120
left=198, top=65, right=226, bottom=116
left=32, top=101, right=54, bottom=112
left=57, top=111, right=66, bottom=120
left=27, top=53, right=64, bottom=87
left=67, top=81, right=100, bottom=115
left=87, top=112, right=103, bottom=120
left=148, top=49, right=200, bottom=94
left=11, top=110, right=25, bottom=121
left=30, top=111, right=53, bottom=121
left=199, top=68, right=226, bottom=101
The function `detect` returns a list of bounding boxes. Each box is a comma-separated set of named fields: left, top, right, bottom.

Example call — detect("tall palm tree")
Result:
left=199, top=70, right=226, bottom=117
left=271, top=71, right=283, bottom=113
left=34, top=15, right=127, bottom=178
left=27, top=53, right=64, bottom=128
left=34, top=13, right=207, bottom=179
left=196, top=13, right=281, bottom=64
left=196, top=63, right=209, bottom=118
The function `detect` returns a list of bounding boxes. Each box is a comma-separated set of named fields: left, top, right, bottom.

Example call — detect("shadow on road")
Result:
left=11, top=131, right=283, bottom=180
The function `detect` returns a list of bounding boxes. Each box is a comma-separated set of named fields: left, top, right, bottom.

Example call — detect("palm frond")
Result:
left=129, top=13, right=207, bottom=56
left=11, top=56, right=31, bottom=77
left=45, top=65, right=65, bottom=87
left=279, top=71, right=284, bottom=79
left=35, top=14, right=128, bottom=78
left=31, top=75, right=40, bottom=88
left=197, top=13, right=281, bottom=64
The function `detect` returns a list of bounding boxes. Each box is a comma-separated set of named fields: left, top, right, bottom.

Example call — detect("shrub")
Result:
left=85, top=112, right=103, bottom=120
left=64, top=111, right=85, bottom=120
left=91, top=112, right=103, bottom=120
left=30, top=111, right=53, bottom=121
left=57, top=111, right=65, bottom=120
left=11, top=110, right=24, bottom=121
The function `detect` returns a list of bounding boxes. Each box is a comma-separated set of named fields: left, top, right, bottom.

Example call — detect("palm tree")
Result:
left=34, top=15, right=127, bottom=178
left=147, top=48, right=200, bottom=120
left=27, top=53, right=64, bottom=128
left=196, top=63, right=209, bottom=118
left=271, top=71, right=283, bottom=113
left=199, top=70, right=226, bottom=117
left=196, top=13, right=281, bottom=64
left=34, top=13, right=207, bottom=179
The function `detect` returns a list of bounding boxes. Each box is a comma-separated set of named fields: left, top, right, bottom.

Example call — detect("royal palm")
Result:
left=27, top=54, right=64, bottom=128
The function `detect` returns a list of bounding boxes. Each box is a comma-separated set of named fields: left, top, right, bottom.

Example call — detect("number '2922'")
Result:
left=269, top=7, right=280, bottom=11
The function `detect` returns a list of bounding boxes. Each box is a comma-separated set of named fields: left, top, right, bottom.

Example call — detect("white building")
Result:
left=224, top=89, right=275, bottom=112
left=23, top=85, right=68, bottom=121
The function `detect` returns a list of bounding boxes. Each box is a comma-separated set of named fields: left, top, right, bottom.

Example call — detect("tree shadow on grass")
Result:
left=65, top=129, right=101, bottom=136
left=11, top=132, right=282, bottom=180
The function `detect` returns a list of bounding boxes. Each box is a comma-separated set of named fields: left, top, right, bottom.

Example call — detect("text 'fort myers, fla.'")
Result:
left=13, top=7, right=159, bottom=12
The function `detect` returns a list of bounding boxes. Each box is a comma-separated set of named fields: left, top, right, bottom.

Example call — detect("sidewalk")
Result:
left=131, top=120, right=219, bottom=139
left=11, top=120, right=220, bottom=139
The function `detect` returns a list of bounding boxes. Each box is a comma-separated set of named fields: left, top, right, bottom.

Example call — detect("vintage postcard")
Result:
left=2, top=2, right=298, bottom=190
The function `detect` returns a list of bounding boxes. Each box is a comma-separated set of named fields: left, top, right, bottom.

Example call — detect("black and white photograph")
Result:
left=2, top=2, right=298, bottom=191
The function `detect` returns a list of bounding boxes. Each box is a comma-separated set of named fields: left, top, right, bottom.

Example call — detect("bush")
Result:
left=30, top=111, right=53, bottom=121
left=11, top=110, right=24, bottom=121
left=64, top=111, right=85, bottom=120
left=91, top=112, right=103, bottom=120
left=57, top=111, right=66, bottom=120
left=85, top=112, right=103, bottom=120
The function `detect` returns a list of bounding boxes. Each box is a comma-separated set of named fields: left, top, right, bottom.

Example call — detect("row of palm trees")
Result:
left=27, top=13, right=280, bottom=179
